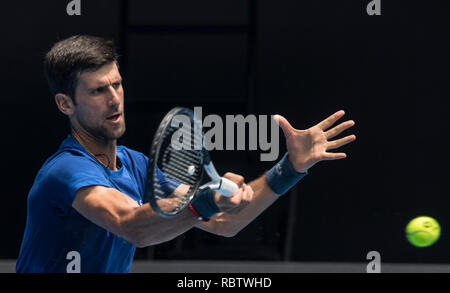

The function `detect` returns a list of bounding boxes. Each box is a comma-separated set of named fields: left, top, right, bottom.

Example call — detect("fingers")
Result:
left=325, top=120, right=355, bottom=140
left=228, top=188, right=243, bottom=205
left=273, top=114, right=295, bottom=140
left=217, top=173, right=252, bottom=215
left=322, top=152, right=347, bottom=160
left=228, top=183, right=253, bottom=213
left=316, top=110, right=346, bottom=131
left=223, top=172, right=245, bottom=187
left=326, top=135, right=356, bottom=150
left=229, top=183, right=252, bottom=203
left=241, top=183, right=253, bottom=203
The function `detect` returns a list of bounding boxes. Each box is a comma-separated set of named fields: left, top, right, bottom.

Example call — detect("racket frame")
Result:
left=145, top=107, right=205, bottom=218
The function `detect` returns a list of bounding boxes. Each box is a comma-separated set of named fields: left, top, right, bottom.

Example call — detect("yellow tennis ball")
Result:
left=405, top=216, right=441, bottom=247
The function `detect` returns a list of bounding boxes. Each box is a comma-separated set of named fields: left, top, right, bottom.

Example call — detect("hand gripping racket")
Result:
left=145, top=107, right=239, bottom=218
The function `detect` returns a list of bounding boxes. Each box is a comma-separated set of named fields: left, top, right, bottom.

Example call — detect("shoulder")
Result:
left=40, top=149, right=110, bottom=193
left=46, top=150, right=104, bottom=177
left=41, top=135, right=103, bottom=177
left=32, top=149, right=112, bottom=207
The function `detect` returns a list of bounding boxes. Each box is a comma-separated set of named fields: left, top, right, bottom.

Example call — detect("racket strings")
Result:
left=159, top=126, right=201, bottom=185
left=152, top=114, right=204, bottom=215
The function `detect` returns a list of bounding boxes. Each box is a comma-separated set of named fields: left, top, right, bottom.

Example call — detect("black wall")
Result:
left=1, top=0, right=449, bottom=263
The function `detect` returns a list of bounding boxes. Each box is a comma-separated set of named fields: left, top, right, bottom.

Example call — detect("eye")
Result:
left=113, top=82, right=122, bottom=90
left=91, top=87, right=107, bottom=95
left=91, top=88, right=102, bottom=95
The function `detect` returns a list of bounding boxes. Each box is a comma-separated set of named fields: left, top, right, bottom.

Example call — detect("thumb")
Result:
left=273, top=114, right=295, bottom=138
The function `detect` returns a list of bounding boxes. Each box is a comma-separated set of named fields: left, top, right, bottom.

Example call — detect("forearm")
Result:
left=197, top=153, right=307, bottom=237
left=73, top=186, right=199, bottom=248
left=121, top=201, right=199, bottom=247
left=196, top=174, right=279, bottom=237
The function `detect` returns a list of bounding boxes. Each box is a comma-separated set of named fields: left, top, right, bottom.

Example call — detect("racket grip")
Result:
left=216, top=177, right=239, bottom=197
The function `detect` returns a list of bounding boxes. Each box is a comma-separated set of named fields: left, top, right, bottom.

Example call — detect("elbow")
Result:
left=117, top=219, right=149, bottom=248
left=121, top=227, right=149, bottom=248
left=115, top=208, right=160, bottom=248
left=120, top=223, right=166, bottom=248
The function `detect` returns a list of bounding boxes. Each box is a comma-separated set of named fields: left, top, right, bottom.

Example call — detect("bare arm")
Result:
left=197, top=110, right=356, bottom=237
left=72, top=180, right=250, bottom=247
left=72, top=185, right=200, bottom=247
left=72, top=110, right=355, bottom=245
left=196, top=173, right=277, bottom=237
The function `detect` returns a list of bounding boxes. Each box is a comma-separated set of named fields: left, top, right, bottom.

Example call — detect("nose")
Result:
left=108, top=86, right=121, bottom=107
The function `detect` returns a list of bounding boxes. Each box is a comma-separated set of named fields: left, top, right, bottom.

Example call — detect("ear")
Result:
left=55, top=94, right=75, bottom=116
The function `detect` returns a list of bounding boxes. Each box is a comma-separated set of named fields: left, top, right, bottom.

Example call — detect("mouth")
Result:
left=106, top=113, right=122, bottom=124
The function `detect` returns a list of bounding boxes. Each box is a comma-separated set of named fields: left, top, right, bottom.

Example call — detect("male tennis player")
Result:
left=16, top=35, right=355, bottom=273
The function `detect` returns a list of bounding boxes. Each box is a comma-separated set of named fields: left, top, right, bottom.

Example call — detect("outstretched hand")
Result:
left=274, top=110, right=356, bottom=173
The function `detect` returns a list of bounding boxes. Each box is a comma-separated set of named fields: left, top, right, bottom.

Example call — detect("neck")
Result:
left=71, top=126, right=118, bottom=171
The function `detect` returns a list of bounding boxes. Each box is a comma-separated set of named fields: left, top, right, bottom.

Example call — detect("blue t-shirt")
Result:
left=16, top=135, right=177, bottom=273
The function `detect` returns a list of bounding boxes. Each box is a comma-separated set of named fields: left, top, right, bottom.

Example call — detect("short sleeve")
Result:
left=43, top=152, right=113, bottom=210
left=117, top=147, right=149, bottom=201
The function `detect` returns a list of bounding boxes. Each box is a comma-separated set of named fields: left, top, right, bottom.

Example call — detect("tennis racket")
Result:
left=145, top=107, right=239, bottom=218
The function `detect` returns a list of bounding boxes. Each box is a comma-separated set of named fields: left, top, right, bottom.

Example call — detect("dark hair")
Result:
left=43, top=35, right=119, bottom=102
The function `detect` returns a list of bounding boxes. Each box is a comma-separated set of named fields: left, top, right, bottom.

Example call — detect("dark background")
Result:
left=1, top=0, right=449, bottom=264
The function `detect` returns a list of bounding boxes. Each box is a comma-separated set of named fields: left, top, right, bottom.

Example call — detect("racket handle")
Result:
left=216, top=177, right=239, bottom=197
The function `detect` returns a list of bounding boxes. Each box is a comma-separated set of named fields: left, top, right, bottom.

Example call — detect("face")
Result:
left=71, top=62, right=126, bottom=141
